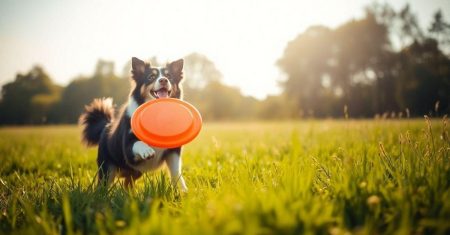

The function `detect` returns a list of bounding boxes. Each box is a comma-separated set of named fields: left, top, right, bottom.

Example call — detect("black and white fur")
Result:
left=79, top=57, right=187, bottom=191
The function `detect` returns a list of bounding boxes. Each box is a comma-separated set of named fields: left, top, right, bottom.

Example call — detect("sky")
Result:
left=0, top=0, right=449, bottom=99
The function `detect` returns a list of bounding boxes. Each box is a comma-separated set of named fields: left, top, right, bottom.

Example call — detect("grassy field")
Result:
left=0, top=119, right=449, bottom=234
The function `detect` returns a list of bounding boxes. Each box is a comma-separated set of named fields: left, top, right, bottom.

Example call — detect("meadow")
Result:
left=0, top=119, right=449, bottom=234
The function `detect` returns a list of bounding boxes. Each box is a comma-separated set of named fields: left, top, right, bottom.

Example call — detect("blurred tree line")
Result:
left=277, top=3, right=450, bottom=118
left=0, top=3, right=449, bottom=124
left=0, top=54, right=266, bottom=124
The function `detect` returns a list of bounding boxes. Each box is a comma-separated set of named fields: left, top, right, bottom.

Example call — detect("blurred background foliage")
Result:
left=0, top=3, right=449, bottom=124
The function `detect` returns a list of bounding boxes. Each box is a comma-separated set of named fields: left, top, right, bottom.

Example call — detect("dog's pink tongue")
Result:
left=156, top=90, right=169, bottom=98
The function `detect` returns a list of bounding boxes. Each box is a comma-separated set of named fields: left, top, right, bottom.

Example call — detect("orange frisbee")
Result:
left=131, top=98, right=202, bottom=148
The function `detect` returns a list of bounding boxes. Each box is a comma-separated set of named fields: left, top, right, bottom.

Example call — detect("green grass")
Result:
left=0, top=119, right=449, bottom=234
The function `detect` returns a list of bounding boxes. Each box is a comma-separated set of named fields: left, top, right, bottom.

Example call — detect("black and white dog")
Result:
left=79, top=57, right=187, bottom=191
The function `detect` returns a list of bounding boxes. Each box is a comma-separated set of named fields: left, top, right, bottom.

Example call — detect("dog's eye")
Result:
left=162, top=68, right=170, bottom=77
left=147, top=74, right=156, bottom=81
left=148, top=69, right=159, bottom=81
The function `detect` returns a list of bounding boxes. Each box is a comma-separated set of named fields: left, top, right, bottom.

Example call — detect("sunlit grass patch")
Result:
left=0, top=119, right=449, bottom=234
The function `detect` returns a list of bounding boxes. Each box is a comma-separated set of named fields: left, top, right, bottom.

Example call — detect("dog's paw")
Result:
left=132, top=141, right=155, bottom=160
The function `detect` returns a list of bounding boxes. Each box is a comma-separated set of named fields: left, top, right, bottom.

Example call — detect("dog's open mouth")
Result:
left=152, top=88, right=171, bottom=99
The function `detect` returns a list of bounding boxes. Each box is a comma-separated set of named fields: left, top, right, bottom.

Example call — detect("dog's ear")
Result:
left=131, top=57, right=147, bottom=80
left=168, top=59, right=184, bottom=83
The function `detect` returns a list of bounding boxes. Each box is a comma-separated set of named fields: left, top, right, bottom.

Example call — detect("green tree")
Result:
left=184, top=53, right=222, bottom=90
left=0, top=66, right=61, bottom=124
left=182, top=53, right=258, bottom=120
left=277, top=14, right=392, bottom=117
left=396, top=39, right=450, bottom=115
left=429, top=10, right=450, bottom=54
left=50, top=60, right=129, bottom=123
left=258, top=94, right=296, bottom=119
left=277, top=3, right=449, bottom=118
left=277, top=26, right=334, bottom=117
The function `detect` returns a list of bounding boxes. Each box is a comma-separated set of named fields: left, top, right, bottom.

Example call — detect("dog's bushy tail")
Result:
left=79, top=98, right=114, bottom=146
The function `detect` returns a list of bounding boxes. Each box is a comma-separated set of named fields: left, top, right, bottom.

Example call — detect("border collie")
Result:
left=79, top=57, right=187, bottom=191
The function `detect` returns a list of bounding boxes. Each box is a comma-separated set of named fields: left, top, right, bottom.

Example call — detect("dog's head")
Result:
left=130, top=57, right=184, bottom=104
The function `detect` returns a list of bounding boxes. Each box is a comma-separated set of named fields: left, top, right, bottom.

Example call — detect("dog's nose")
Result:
left=159, top=78, right=168, bottom=85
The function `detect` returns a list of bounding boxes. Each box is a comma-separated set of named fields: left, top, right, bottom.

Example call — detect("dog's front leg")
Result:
left=125, top=130, right=155, bottom=162
left=131, top=141, right=156, bottom=161
left=165, top=151, right=188, bottom=192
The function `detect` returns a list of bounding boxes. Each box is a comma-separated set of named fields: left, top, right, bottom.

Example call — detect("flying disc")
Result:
left=131, top=98, right=202, bottom=148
